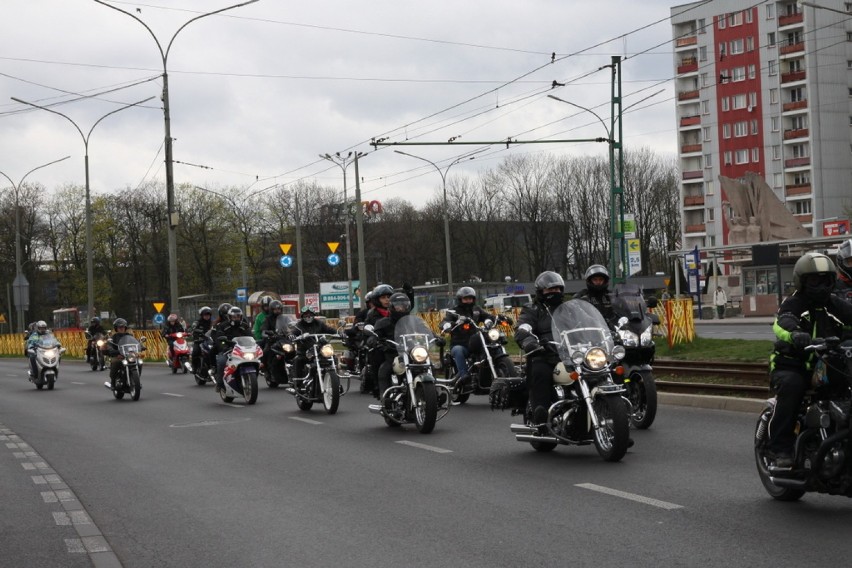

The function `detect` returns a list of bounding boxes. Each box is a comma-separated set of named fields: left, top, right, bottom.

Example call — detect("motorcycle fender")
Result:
left=239, top=363, right=260, bottom=375
left=413, top=373, right=435, bottom=387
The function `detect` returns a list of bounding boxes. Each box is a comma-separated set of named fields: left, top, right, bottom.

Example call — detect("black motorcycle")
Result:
left=441, top=311, right=516, bottom=405
left=755, top=336, right=852, bottom=501
left=611, top=284, right=658, bottom=429
left=262, top=315, right=297, bottom=388
left=191, top=329, right=215, bottom=386
left=103, top=334, right=146, bottom=401
left=85, top=331, right=107, bottom=371
left=286, top=333, right=347, bottom=414
left=340, top=322, right=374, bottom=394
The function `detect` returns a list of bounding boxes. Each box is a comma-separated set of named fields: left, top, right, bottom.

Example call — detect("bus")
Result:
left=52, top=307, right=83, bottom=331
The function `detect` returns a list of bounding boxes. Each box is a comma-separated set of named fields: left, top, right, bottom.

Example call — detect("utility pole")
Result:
left=609, top=56, right=625, bottom=283
left=320, top=152, right=358, bottom=314
left=353, top=153, right=367, bottom=309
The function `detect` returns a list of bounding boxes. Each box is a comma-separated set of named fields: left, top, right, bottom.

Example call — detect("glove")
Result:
left=790, top=331, right=811, bottom=351
left=522, top=338, right=540, bottom=353
left=441, top=322, right=451, bottom=332
left=434, top=337, right=446, bottom=348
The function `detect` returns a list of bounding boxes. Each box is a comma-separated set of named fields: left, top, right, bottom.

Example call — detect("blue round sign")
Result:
left=280, top=255, right=293, bottom=268
left=327, top=253, right=340, bottom=266
left=153, top=313, right=165, bottom=325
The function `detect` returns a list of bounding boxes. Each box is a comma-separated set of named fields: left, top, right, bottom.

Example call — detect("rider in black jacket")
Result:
left=86, top=317, right=107, bottom=364
left=834, top=239, right=852, bottom=304
left=440, top=286, right=488, bottom=385
left=514, top=271, right=565, bottom=427
left=291, top=306, right=337, bottom=380
left=573, top=264, right=616, bottom=326
left=211, top=307, right=252, bottom=392
left=188, top=306, right=214, bottom=374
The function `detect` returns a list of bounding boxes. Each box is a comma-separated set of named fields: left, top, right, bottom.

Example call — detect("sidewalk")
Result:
left=693, top=315, right=774, bottom=325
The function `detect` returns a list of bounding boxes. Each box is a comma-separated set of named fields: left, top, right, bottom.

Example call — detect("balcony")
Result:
left=678, top=89, right=700, bottom=102
left=785, top=183, right=812, bottom=197
left=677, top=58, right=698, bottom=74
left=782, top=100, right=808, bottom=112
left=682, top=170, right=703, bottom=180
left=780, top=41, right=805, bottom=55
left=781, top=70, right=806, bottom=84
left=681, top=143, right=702, bottom=154
left=684, top=223, right=706, bottom=234
left=684, top=195, right=705, bottom=206
left=779, top=12, right=804, bottom=27
left=794, top=214, right=813, bottom=224
left=783, top=128, right=809, bottom=140
left=785, top=157, right=811, bottom=168
left=680, top=115, right=701, bottom=128
left=676, top=36, right=698, bottom=48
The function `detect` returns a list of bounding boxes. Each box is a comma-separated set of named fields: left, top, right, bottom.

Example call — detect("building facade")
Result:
left=671, top=0, right=852, bottom=257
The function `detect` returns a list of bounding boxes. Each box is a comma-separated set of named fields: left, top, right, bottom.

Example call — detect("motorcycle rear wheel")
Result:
left=322, top=370, right=340, bottom=414
left=592, top=396, right=629, bottom=462
left=414, top=382, right=438, bottom=434
left=627, top=370, right=657, bottom=430
left=754, top=410, right=805, bottom=501
left=243, top=371, right=258, bottom=405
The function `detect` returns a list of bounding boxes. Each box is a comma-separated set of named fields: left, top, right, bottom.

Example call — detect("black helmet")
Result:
left=792, top=252, right=836, bottom=305
left=91, top=317, right=100, bottom=325
left=534, top=271, right=565, bottom=307
left=218, top=303, right=232, bottom=319
left=583, top=264, right=610, bottom=293
left=113, top=318, right=128, bottom=331
left=364, top=291, right=373, bottom=304
left=260, top=296, right=273, bottom=312
left=199, top=306, right=213, bottom=317
left=389, top=292, right=411, bottom=315
left=372, top=284, right=394, bottom=300
left=837, top=239, right=852, bottom=282
left=269, top=300, right=283, bottom=313
left=227, top=306, right=243, bottom=324
left=456, top=286, right=476, bottom=301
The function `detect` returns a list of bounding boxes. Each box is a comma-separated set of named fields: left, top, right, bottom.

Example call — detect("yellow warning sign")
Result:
left=326, top=242, right=340, bottom=253
left=279, top=243, right=292, bottom=255
left=0, top=314, right=6, bottom=324
left=153, top=302, right=166, bottom=313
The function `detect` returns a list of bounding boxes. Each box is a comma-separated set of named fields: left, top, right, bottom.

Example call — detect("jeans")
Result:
left=768, top=368, right=807, bottom=454
left=215, top=352, right=229, bottom=386
left=451, top=344, right=470, bottom=377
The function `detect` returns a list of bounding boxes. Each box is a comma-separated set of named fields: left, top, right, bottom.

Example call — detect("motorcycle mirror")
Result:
left=140, top=336, right=148, bottom=343
left=364, top=324, right=374, bottom=332
left=484, top=319, right=493, bottom=327
left=617, top=316, right=629, bottom=328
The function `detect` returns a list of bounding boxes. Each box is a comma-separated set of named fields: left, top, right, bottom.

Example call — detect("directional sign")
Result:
left=153, top=313, right=165, bottom=325
left=279, top=243, right=292, bottom=255
left=327, top=253, right=340, bottom=266
left=627, top=238, right=640, bottom=252
left=280, top=255, right=293, bottom=268
left=236, top=287, right=248, bottom=302
left=153, top=302, right=165, bottom=313
left=326, top=242, right=340, bottom=253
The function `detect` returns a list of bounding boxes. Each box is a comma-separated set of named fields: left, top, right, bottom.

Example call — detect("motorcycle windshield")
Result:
left=232, top=336, right=258, bottom=351
left=275, top=315, right=296, bottom=334
left=395, top=315, right=434, bottom=356
left=116, top=334, right=142, bottom=358
left=549, top=300, right=615, bottom=360
left=36, top=334, right=59, bottom=348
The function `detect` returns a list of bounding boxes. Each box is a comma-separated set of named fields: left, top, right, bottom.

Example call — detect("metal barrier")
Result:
left=1, top=331, right=169, bottom=361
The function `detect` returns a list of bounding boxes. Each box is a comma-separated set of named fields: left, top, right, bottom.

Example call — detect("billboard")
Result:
left=319, top=280, right=361, bottom=311
left=823, top=220, right=850, bottom=237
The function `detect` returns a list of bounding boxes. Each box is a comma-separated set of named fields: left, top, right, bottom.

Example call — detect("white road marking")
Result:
left=66, top=538, right=86, bottom=554
left=575, top=483, right=684, bottom=510
left=290, top=416, right=323, bottom=425
left=71, top=382, right=86, bottom=385
left=395, top=440, right=453, bottom=454
left=162, top=393, right=184, bottom=397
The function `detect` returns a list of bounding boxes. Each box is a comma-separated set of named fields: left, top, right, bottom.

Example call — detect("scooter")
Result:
left=27, top=333, right=66, bottom=390
left=165, top=331, right=192, bottom=374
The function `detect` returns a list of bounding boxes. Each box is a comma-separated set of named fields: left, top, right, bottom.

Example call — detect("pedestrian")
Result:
left=714, top=285, right=727, bottom=319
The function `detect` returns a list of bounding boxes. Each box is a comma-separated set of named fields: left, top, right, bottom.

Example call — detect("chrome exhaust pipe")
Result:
left=515, top=434, right=559, bottom=444
left=368, top=404, right=384, bottom=415
left=510, top=424, right=537, bottom=435
left=768, top=476, right=806, bottom=488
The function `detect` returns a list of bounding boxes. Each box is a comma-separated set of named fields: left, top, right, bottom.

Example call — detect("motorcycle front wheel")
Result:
left=46, top=372, right=55, bottom=391
left=627, top=370, right=657, bottom=430
left=754, top=409, right=805, bottom=501
left=242, top=371, right=259, bottom=405
left=592, top=395, right=629, bottom=462
left=129, top=369, right=142, bottom=401
left=414, top=382, right=438, bottom=434
left=322, top=370, right=340, bottom=414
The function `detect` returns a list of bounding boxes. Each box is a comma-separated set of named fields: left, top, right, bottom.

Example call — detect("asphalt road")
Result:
left=694, top=319, right=775, bottom=341
left=2, top=358, right=852, bottom=568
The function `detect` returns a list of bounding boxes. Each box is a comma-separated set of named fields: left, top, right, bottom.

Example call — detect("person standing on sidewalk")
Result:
left=713, top=286, right=727, bottom=319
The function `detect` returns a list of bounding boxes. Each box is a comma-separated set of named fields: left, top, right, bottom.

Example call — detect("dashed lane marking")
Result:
left=395, top=440, right=453, bottom=454
left=575, top=483, right=684, bottom=510
left=290, top=416, right=323, bottom=425
left=162, top=393, right=184, bottom=397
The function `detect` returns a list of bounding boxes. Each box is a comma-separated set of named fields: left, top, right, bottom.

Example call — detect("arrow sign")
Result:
left=627, top=239, right=640, bottom=252
left=326, top=242, right=340, bottom=253
left=153, top=302, right=165, bottom=313
left=327, top=253, right=340, bottom=266
left=153, top=313, right=165, bottom=325
left=280, top=255, right=293, bottom=268
left=279, top=243, right=292, bottom=255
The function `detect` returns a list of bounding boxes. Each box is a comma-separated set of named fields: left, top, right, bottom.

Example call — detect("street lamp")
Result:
left=394, top=150, right=477, bottom=297
left=320, top=151, right=362, bottom=314
left=0, top=156, right=71, bottom=331
left=11, top=96, right=155, bottom=323
left=94, top=0, right=260, bottom=315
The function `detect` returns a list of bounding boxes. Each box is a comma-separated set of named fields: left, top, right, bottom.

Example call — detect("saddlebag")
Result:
left=489, top=376, right=527, bottom=411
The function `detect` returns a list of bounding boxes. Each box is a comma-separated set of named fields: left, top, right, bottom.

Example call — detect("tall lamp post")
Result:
left=320, top=151, right=361, bottom=314
left=394, top=150, right=475, bottom=297
left=94, top=0, right=260, bottom=314
left=0, top=156, right=71, bottom=331
left=12, top=96, right=154, bottom=322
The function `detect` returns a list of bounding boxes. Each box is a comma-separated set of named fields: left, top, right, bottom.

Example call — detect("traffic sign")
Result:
left=326, top=242, right=340, bottom=253
left=153, top=302, right=165, bottom=313
left=236, top=287, right=248, bottom=302
left=280, top=255, right=293, bottom=268
left=153, top=313, right=165, bottom=325
left=279, top=243, right=292, bottom=255
left=327, top=253, right=340, bottom=266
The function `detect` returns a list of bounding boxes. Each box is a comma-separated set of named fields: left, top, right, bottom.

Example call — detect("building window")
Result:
left=698, top=18, right=707, bottom=33
left=730, top=39, right=744, bottom=54
left=846, top=2, right=852, bottom=13
left=848, top=60, right=852, bottom=69
left=733, top=94, right=747, bottom=109
left=770, top=88, right=779, bottom=104
left=704, top=154, right=713, bottom=168
left=722, top=97, right=730, bottom=111
left=772, top=145, right=781, bottom=159
left=745, top=8, right=753, bottom=23
left=724, top=151, right=733, bottom=165
left=791, top=115, right=807, bottom=130
left=700, top=72, right=709, bottom=87
left=746, top=36, right=755, bottom=52
left=769, top=60, right=778, bottom=76
left=847, top=32, right=852, bottom=42
left=706, top=180, right=715, bottom=195
left=748, top=64, right=756, bottom=79
left=766, top=4, right=775, bottom=19
left=792, top=144, right=808, bottom=158
left=723, top=123, right=732, bottom=138
left=707, top=207, right=715, bottom=222
left=701, top=99, right=710, bottom=114
left=751, top=119, right=759, bottom=135
left=719, top=43, right=727, bottom=59
left=734, top=121, right=749, bottom=137
left=794, top=172, right=811, bottom=185
left=774, top=173, right=783, bottom=188
left=767, top=32, right=776, bottom=47
left=699, top=46, right=707, bottom=62
left=729, top=12, right=743, bottom=26
left=793, top=201, right=812, bottom=215
left=749, top=91, right=758, bottom=108
left=790, top=87, right=805, bottom=102
left=735, top=149, right=749, bottom=164
left=719, top=14, right=727, bottom=29
left=732, top=67, right=746, bottom=82
left=703, top=126, right=712, bottom=141
left=752, top=147, right=760, bottom=162
left=771, top=116, right=780, bottom=131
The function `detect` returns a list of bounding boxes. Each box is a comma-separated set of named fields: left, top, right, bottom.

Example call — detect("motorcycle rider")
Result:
left=189, top=306, right=214, bottom=375
left=26, top=320, right=51, bottom=379
left=440, top=286, right=488, bottom=387
left=253, top=296, right=274, bottom=342
left=161, top=313, right=186, bottom=365
left=211, top=306, right=253, bottom=393
left=834, top=239, right=852, bottom=303
left=85, top=317, right=107, bottom=364
left=215, top=303, right=233, bottom=327
left=767, top=252, right=852, bottom=468
left=105, top=318, right=140, bottom=390
left=291, top=306, right=337, bottom=381
left=574, top=264, right=616, bottom=325
left=261, top=300, right=289, bottom=376
left=514, top=271, right=565, bottom=427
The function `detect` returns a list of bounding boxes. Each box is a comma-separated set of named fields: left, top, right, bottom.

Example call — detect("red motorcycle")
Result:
left=165, top=331, right=192, bottom=374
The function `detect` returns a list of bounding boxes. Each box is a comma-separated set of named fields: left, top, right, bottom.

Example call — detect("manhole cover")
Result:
left=170, top=418, right=251, bottom=428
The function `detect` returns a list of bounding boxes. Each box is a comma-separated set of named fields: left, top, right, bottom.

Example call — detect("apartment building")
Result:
left=671, top=0, right=852, bottom=256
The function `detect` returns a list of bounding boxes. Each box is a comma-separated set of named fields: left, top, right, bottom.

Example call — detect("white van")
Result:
left=484, top=294, right=532, bottom=311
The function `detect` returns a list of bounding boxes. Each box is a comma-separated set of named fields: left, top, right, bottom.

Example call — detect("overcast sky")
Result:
left=1, top=0, right=682, bottom=207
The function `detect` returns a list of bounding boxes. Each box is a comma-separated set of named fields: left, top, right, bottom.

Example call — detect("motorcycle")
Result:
left=190, top=329, right=215, bottom=386
left=286, top=332, right=347, bottom=414
left=103, top=335, right=146, bottom=401
left=611, top=283, right=658, bottom=429
left=367, top=315, right=451, bottom=433
left=341, top=322, right=374, bottom=394
left=502, top=299, right=630, bottom=461
left=85, top=331, right=107, bottom=371
left=440, top=311, right=516, bottom=405
left=165, top=331, right=192, bottom=374
left=27, top=333, right=66, bottom=390
left=262, top=315, right=297, bottom=388
left=755, top=336, right=852, bottom=501
left=218, top=336, right=262, bottom=405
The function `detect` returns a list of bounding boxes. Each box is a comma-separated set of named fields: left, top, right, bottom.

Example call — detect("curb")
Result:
left=660, top=392, right=766, bottom=413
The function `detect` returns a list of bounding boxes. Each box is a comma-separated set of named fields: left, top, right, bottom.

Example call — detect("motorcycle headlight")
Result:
left=320, top=344, right=334, bottom=358
left=584, top=348, right=608, bottom=370
left=640, top=328, right=653, bottom=346
left=571, top=351, right=585, bottom=366
left=410, top=346, right=429, bottom=364
left=126, top=356, right=137, bottom=364
left=612, top=345, right=626, bottom=360
left=618, top=329, right=639, bottom=348
left=44, top=348, right=58, bottom=359
left=487, top=328, right=500, bottom=342
left=96, top=340, right=105, bottom=347
left=283, top=343, right=294, bottom=353
left=243, top=352, right=256, bottom=361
